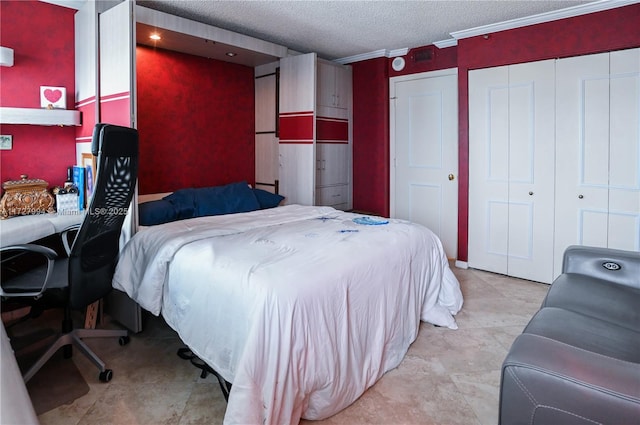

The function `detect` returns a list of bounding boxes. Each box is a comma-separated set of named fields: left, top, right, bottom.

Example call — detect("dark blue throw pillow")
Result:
left=252, top=188, right=284, bottom=209
left=138, top=199, right=179, bottom=226
left=194, top=181, right=260, bottom=216
left=163, top=188, right=197, bottom=219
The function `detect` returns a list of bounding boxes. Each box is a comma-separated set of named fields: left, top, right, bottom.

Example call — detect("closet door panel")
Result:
left=507, top=60, right=555, bottom=283
left=468, top=66, right=510, bottom=275
left=554, top=52, right=610, bottom=277
left=609, top=48, right=640, bottom=251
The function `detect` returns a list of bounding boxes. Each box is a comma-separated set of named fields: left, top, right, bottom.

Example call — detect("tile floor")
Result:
left=24, top=266, right=549, bottom=425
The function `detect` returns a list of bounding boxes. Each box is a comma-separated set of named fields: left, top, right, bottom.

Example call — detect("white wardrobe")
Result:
left=278, top=53, right=353, bottom=210
left=469, top=48, right=639, bottom=284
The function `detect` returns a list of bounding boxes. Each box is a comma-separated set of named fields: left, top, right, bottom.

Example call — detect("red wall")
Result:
left=135, top=45, right=255, bottom=194
left=351, top=3, right=640, bottom=262
left=0, top=0, right=76, bottom=187
left=352, top=57, right=389, bottom=216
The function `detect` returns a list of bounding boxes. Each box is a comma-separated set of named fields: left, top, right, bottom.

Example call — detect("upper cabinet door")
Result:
left=279, top=53, right=316, bottom=115
left=99, top=1, right=135, bottom=127
left=317, top=60, right=351, bottom=119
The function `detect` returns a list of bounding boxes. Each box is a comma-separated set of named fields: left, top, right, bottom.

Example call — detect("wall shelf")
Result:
left=0, top=107, right=81, bottom=126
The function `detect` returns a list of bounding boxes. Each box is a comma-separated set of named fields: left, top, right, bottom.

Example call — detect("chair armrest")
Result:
left=1, top=244, right=58, bottom=298
left=60, top=224, right=81, bottom=255
left=562, top=245, right=640, bottom=289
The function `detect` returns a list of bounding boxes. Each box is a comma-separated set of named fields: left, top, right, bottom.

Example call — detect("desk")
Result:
left=0, top=212, right=84, bottom=247
left=1, top=322, right=39, bottom=424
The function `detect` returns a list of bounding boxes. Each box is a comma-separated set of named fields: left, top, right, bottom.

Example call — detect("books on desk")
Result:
left=73, top=166, right=85, bottom=210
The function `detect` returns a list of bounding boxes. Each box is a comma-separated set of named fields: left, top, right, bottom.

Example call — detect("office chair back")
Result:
left=68, top=124, right=138, bottom=310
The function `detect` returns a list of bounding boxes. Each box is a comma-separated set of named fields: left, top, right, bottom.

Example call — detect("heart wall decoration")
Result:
left=40, top=86, right=66, bottom=109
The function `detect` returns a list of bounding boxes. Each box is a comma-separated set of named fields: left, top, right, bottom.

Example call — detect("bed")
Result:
left=113, top=183, right=463, bottom=424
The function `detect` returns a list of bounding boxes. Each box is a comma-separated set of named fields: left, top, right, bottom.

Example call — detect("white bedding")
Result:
left=113, top=204, right=463, bottom=424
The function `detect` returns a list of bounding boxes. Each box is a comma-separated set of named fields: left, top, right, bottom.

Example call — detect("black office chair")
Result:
left=0, top=124, right=139, bottom=383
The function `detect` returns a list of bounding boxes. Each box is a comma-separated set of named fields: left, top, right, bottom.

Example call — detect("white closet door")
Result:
left=469, top=66, right=510, bottom=275
left=554, top=50, right=640, bottom=277
left=469, top=60, right=555, bottom=283
left=608, top=48, right=640, bottom=252
left=506, top=60, right=556, bottom=283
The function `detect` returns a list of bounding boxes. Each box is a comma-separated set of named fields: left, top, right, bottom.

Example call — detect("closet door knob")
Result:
left=448, top=174, right=455, bottom=181
left=529, top=191, right=534, bottom=196
left=578, top=194, right=584, bottom=199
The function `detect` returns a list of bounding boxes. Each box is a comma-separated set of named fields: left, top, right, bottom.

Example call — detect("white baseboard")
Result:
left=454, top=260, right=468, bottom=269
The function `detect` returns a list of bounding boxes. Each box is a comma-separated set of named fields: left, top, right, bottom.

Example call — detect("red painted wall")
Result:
left=352, top=57, right=389, bottom=216
left=136, top=45, right=255, bottom=194
left=0, top=0, right=76, bottom=187
left=351, top=3, right=640, bottom=261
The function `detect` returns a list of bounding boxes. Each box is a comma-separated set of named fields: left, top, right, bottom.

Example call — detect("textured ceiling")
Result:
left=136, top=0, right=593, bottom=61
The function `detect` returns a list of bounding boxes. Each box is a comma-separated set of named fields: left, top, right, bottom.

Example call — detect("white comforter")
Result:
left=113, top=204, right=463, bottom=424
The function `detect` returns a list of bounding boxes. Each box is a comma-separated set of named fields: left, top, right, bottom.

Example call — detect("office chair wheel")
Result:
left=118, top=336, right=130, bottom=346
left=99, top=369, right=113, bottom=382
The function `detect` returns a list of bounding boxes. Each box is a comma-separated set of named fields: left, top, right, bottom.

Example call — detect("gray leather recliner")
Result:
left=499, top=245, right=640, bottom=425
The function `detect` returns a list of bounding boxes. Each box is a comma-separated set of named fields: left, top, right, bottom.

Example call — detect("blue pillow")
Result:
left=138, top=199, right=178, bottom=225
left=195, top=181, right=260, bottom=216
left=252, top=188, right=284, bottom=209
left=163, top=188, right=197, bottom=219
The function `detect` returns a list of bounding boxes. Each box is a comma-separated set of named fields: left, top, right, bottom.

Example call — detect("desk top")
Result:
left=0, top=212, right=84, bottom=248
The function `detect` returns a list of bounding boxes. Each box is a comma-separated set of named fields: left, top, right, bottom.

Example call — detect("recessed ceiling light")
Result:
left=150, top=33, right=161, bottom=41
left=226, top=52, right=237, bottom=57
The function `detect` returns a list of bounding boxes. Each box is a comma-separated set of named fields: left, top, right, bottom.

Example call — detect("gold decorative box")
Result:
left=0, top=175, right=55, bottom=219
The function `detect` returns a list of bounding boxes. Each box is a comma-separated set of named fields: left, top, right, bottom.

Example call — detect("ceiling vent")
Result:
left=412, top=46, right=434, bottom=63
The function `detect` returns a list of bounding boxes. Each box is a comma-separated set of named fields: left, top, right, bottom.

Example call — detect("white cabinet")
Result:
left=468, top=59, right=556, bottom=284
left=317, top=60, right=350, bottom=112
left=279, top=53, right=352, bottom=210
left=554, top=48, right=640, bottom=277
left=316, top=143, right=349, bottom=187
left=469, top=48, right=640, bottom=284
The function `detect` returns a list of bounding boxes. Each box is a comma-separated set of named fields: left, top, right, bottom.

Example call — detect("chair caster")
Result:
left=118, top=336, right=130, bottom=346
left=99, top=369, right=113, bottom=382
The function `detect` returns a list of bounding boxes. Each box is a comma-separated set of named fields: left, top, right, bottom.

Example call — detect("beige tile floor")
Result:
left=27, top=266, right=549, bottom=425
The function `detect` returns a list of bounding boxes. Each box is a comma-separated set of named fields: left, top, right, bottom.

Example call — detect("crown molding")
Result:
left=335, top=49, right=388, bottom=65
left=450, top=0, right=639, bottom=41
left=335, top=47, right=409, bottom=65
left=433, top=39, right=458, bottom=49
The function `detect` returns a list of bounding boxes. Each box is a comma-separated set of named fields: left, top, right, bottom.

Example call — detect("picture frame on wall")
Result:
left=40, top=86, right=66, bottom=109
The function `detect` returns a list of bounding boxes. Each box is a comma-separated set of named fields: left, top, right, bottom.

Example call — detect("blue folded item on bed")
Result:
left=353, top=216, right=389, bottom=225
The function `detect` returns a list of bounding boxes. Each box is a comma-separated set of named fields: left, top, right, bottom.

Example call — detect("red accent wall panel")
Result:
left=75, top=97, right=96, bottom=141
left=316, top=117, right=348, bottom=142
left=279, top=112, right=314, bottom=143
left=0, top=0, right=76, bottom=187
left=99, top=93, right=131, bottom=128
left=352, top=57, right=389, bottom=217
left=136, top=45, right=255, bottom=194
